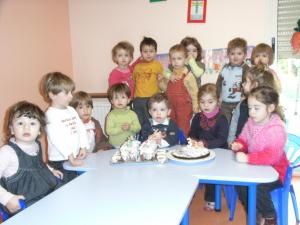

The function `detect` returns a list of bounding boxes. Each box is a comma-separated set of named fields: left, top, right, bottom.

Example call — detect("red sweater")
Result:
left=236, top=114, right=289, bottom=183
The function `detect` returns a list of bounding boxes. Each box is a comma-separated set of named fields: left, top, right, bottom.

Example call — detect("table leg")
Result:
left=181, top=207, right=189, bottom=225
left=248, top=184, right=256, bottom=225
left=215, top=184, right=221, bottom=211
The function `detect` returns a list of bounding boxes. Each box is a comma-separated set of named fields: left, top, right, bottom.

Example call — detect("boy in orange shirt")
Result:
left=132, top=37, right=163, bottom=126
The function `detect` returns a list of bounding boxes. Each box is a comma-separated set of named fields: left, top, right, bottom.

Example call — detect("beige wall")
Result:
left=0, top=0, right=73, bottom=144
left=69, top=0, right=277, bottom=93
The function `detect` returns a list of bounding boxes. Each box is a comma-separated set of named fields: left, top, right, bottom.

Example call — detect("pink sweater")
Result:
left=236, top=114, right=289, bottom=183
left=108, top=67, right=134, bottom=99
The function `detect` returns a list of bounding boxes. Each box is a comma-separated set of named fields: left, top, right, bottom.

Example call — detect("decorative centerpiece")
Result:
left=111, top=136, right=167, bottom=164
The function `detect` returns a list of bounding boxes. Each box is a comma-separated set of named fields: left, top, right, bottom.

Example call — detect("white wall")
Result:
left=68, top=0, right=277, bottom=93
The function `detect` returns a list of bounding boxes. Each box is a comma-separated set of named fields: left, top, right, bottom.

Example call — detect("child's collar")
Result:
left=151, top=118, right=169, bottom=125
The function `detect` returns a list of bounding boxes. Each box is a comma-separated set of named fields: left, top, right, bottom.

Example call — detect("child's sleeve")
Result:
left=105, top=113, right=123, bottom=136
left=187, top=58, right=204, bottom=78
left=74, top=111, right=90, bottom=150
left=129, top=111, right=141, bottom=133
left=163, top=68, right=172, bottom=79
left=108, top=69, right=119, bottom=87
left=0, top=147, right=16, bottom=206
left=139, top=121, right=152, bottom=142
left=184, top=73, right=199, bottom=113
left=93, top=118, right=112, bottom=151
left=227, top=103, right=240, bottom=144
left=247, top=126, right=287, bottom=165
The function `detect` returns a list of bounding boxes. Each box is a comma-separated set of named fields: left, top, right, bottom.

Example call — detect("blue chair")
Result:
left=0, top=200, right=26, bottom=222
left=227, top=133, right=300, bottom=224
left=178, top=128, right=187, bottom=145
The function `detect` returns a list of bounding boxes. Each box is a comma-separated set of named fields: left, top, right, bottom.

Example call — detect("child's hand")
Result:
left=121, top=122, right=131, bottom=131
left=170, top=74, right=179, bottom=82
left=149, top=130, right=162, bottom=144
left=230, top=142, right=243, bottom=152
left=52, top=169, right=63, bottom=180
left=68, top=154, right=83, bottom=166
left=6, top=195, right=25, bottom=213
left=236, top=152, right=248, bottom=163
left=77, top=148, right=87, bottom=159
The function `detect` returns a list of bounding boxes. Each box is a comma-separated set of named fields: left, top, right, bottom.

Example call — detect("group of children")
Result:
left=0, top=35, right=288, bottom=225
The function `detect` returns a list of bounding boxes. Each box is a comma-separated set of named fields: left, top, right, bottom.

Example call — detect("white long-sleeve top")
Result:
left=46, top=106, right=89, bottom=161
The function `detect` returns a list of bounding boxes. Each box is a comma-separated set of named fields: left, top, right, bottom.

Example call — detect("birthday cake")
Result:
left=171, top=138, right=210, bottom=160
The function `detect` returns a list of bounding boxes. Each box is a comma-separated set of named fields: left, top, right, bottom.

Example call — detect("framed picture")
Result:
left=187, top=0, right=207, bottom=23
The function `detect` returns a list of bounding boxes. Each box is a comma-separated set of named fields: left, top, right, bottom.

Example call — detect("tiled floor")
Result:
left=190, top=177, right=300, bottom=225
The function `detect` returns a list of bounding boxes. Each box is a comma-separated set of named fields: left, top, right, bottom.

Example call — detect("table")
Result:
left=3, top=148, right=278, bottom=225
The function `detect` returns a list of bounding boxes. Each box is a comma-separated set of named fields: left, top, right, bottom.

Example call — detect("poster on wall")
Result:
left=187, top=0, right=207, bottom=23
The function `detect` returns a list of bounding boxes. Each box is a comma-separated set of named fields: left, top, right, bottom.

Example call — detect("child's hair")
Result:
left=244, top=65, right=277, bottom=92
left=69, top=91, right=93, bottom=109
left=227, top=37, right=247, bottom=55
left=3, top=101, right=46, bottom=143
left=139, top=37, right=157, bottom=52
left=107, top=83, right=131, bottom=101
left=148, top=93, right=170, bottom=109
left=40, top=72, right=75, bottom=103
left=198, top=83, right=219, bottom=102
left=111, top=41, right=134, bottom=64
left=180, top=36, right=203, bottom=61
left=250, top=43, right=274, bottom=65
left=169, top=44, right=188, bottom=58
left=249, top=86, right=285, bottom=121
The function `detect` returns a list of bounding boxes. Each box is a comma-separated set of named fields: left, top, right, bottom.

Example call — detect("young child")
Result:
left=108, top=41, right=135, bottom=99
left=70, top=91, right=112, bottom=152
left=0, top=101, right=62, bottom=214
left=165, top=37, right=205, bottom=88
left=106, top=83, right=141, bottom=147
left=139, top=93, right=179, bottom=147
left=227, top=65, right=277, bottom=144
left=231, top=86, right=289, bottom=225
left=161, top=44, right=198, bottom=136
left=132, top=37, right=164, bottom=125
left=188, top=83, right=229, bottom=211
left=216, top=37, right=250, bottom=123
left=251, top=43, right=281, bottom=91
left=40, top=72, right=89, bottom=183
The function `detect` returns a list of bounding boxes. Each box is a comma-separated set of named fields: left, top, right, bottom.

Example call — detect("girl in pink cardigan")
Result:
left=231, top=86, right=289, bottom=225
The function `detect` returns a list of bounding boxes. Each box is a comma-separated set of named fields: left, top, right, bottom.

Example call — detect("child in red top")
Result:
left=108, top=41, right=135, bottom=99
left=231, top=86, right=289, bottom=224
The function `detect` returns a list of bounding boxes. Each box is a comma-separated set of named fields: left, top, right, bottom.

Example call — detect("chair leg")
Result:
left=290, top=185, right=300, bottom=223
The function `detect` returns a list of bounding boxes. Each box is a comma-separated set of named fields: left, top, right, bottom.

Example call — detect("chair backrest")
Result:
left=285, top=133, right=300, bottom=168
left=178, top=128, right=187, bottom=145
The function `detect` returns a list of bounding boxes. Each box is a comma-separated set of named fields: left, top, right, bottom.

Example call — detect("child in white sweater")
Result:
left=40, top=72, right=89, bottom=183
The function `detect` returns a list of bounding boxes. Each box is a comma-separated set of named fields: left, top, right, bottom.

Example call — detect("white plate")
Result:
left=167, top=149, right=216, bottom=164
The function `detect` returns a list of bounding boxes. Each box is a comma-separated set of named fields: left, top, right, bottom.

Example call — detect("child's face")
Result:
left=10, top=116, right=41, bottom=144
left=253, top=52, right=269, bottom=66
left=76, top=103, right=92, bottom=122
left=111, top=92, right=130, bottom=109
left=114, top=49, right=132, bottom=69
left=170, top=51, right=186, bottom=69
left=228, top=48, right=246, bottom=66
left=141, top=45, right=156, bottom=62
left=248, top=96, right=274, bottom=124
left=50, top=91, right=73, bottom=109
left=199, top=93, right=218, bottom=114
left=186, top=44, right=198, bottom=59
left=149, top=101, right=170, bottom=124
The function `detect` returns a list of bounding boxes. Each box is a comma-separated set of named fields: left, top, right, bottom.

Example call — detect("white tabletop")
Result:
left=64, top=147, right=278, bottom=184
